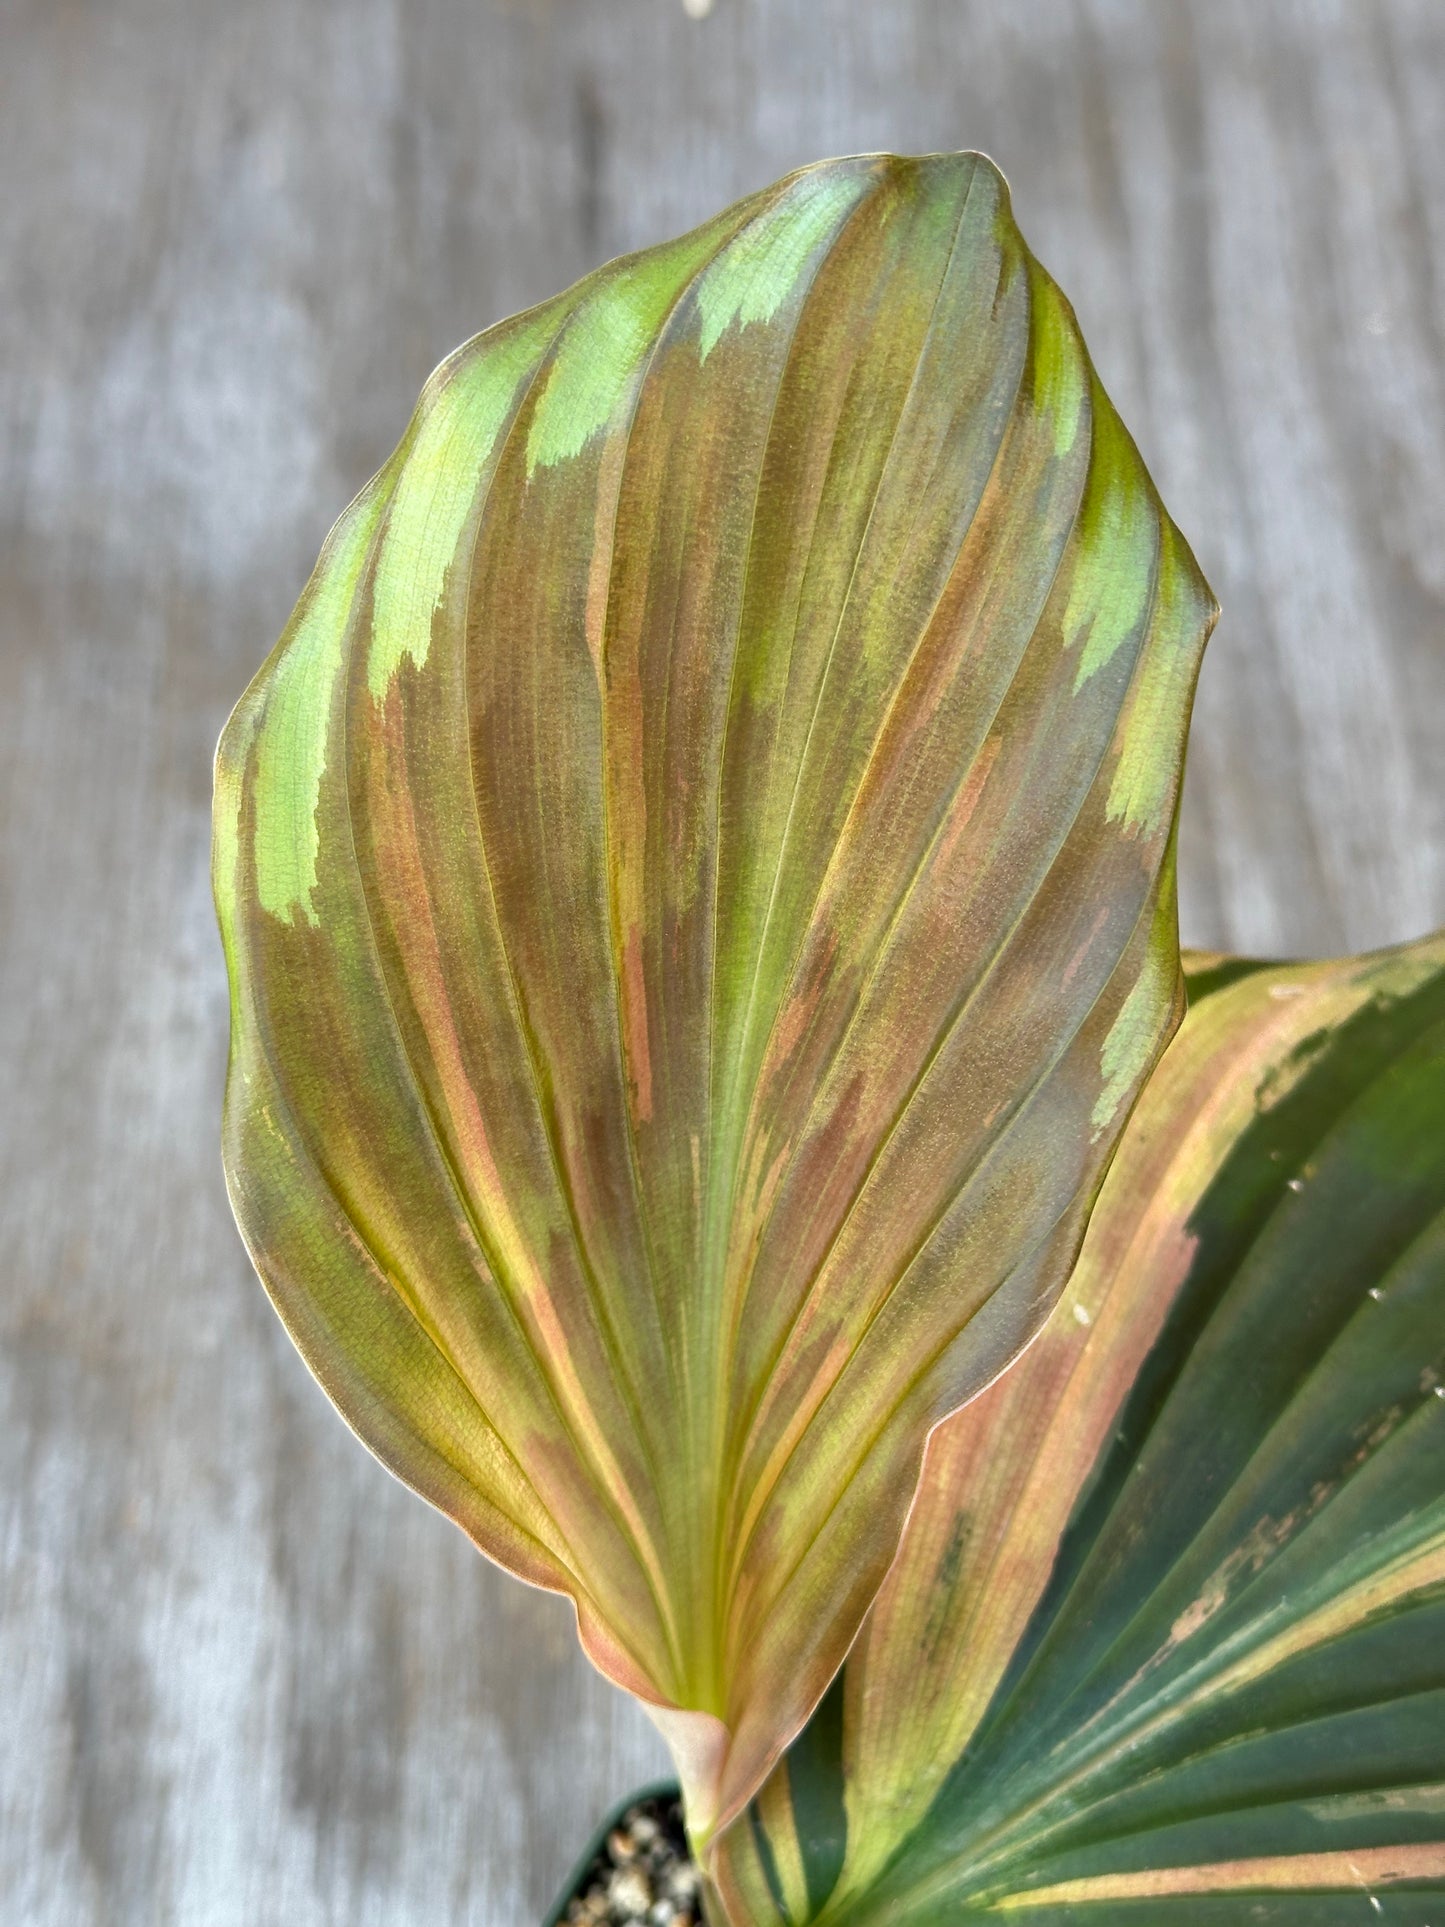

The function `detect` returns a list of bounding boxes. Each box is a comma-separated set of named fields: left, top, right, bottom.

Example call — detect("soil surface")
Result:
left=561, top=1793, right=703, bottom=1925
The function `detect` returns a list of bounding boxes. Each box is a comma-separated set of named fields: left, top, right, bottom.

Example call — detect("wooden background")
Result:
left=2, top=1, right=1441, bottom=1920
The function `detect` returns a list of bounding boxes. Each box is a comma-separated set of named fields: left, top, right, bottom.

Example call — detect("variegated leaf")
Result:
left=213, top=151, right=1213, bottom=1842
left=715, top=934, right=1445, bottom=1920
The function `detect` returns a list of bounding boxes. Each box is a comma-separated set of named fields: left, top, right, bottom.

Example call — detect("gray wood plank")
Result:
left=1, top=2, right=1441, bottom=1921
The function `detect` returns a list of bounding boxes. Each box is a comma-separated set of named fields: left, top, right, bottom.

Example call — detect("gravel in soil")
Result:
left=563, top=1794, right=703, bottom=1926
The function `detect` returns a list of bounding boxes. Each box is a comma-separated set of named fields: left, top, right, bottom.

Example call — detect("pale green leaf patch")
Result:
left=1090, top=863, right=1178, bottom=1138
left=525, top=227, right=727, bottom=477
left=1026, top=262, right=1086, bottom=459
left=369, top=310, right=565, bottom=700
left=251, top=478, right=393, bottom=924
left=695, top=166, right=871, bottom=363
left=1106, top=521, right=1217, bottom=834
left=1065, top=392, right=1156, bottom=689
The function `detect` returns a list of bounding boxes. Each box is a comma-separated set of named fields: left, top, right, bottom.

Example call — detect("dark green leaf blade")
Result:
left=716, top=935, right=1445, bottom=1921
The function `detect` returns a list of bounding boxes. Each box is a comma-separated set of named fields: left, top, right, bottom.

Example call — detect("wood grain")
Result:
left=0, top=2, right=1440, bottom=1921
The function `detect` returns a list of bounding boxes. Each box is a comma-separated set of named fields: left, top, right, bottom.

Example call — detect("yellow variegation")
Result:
left=214, top=152, right=1214, bottom=1842
left=717, top=933, right=1445, bottom=1922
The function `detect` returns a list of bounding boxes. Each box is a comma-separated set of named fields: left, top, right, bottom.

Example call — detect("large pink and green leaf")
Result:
left=213, top=151, right=1213, bottom=1840
left=715, top=934, right=1445, bottom=1921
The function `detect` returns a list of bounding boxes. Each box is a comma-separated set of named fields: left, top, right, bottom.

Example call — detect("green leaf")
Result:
left=715, top=933, right=1445, bottom=1920
left=213, top=151, right=1213, bottom=1842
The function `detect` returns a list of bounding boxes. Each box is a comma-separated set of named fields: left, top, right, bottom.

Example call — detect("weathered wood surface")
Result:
left=1, top=2, right=1441, bottom=1921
